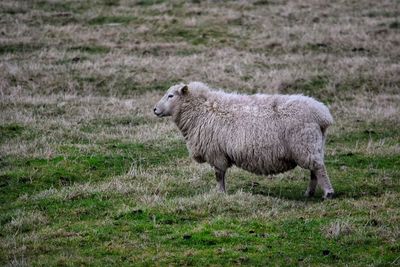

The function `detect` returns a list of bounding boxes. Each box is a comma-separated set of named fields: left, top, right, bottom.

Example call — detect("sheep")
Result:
left=153, top=82, right=334, bottom=199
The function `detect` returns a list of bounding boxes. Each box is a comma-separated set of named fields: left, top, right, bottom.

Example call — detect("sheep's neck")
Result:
left=174, top=100, right=205, bottom=139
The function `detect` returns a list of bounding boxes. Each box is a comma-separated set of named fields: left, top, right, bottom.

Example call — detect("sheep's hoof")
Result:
left=322, top=192, right=334, bottom=200
left=304, top=191, right=315, bottom=198
left=215, top=186, right=226, bottom=194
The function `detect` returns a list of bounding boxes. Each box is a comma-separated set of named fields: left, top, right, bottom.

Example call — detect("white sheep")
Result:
left=154, top=82, right=334, bottom=199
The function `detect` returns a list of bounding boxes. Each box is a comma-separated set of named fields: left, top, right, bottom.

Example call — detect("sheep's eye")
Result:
left=168, top=94, right=174, bottom=98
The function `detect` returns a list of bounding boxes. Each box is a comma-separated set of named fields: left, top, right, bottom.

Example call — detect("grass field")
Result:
left=1, top=0, right=399, bottom=266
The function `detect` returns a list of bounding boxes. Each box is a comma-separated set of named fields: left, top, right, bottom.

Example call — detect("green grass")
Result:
left=0, top=43, right=42, bottom=55
left=67, top=45, right=110, bottom=54
left=159, top=25, right=234, bottom=46
left=280, top=75, right=330, bottom=100
left=88, top=16, right=138, bottom=25
left=389, top=21, right=400, bottom=29
left=135, top=0, right=166, bottom=6
left=116, top=79, right=182, bottom=95
left=33, top=0, right=90, bottom=12
left=1, top=122, right=399, bottom=265
left=80, top=116, right=149, bottom=133
left=0, top=139, right=188, bottom=202
left=0, top=124, right=24, bottom=143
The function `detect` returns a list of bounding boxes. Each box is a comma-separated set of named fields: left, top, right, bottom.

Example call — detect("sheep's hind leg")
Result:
left=290, top=123, right=334, bottom=199
left=304, top=171, right=318, bottom=197
left=215, top=168, right=226, bottom=193
left=314, top=164, right=334, bottom=199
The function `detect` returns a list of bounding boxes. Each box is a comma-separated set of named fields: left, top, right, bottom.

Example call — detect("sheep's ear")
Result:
left=180, top=85, right=189, bottom=95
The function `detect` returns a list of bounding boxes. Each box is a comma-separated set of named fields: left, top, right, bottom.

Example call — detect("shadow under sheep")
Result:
left=234, top=180, right=396, bottom=201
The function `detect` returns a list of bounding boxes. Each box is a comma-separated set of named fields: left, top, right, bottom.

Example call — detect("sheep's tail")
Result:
left=306, top=97, right=334, bottom=135
left=296, top=95, right=334, bottom=135
left=317, top=109, right=334, bottom=135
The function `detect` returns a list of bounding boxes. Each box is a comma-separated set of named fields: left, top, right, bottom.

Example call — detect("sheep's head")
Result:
left=154, top=84, right=188, bottom=117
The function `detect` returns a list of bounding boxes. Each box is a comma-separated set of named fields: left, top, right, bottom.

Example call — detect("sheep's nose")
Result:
left=153, top=107, right=157, bottom=113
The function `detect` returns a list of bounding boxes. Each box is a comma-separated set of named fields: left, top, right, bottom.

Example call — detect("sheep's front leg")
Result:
left=215, top=168, right=226, bottom=193
left=305, top=171, right=318, bottom=197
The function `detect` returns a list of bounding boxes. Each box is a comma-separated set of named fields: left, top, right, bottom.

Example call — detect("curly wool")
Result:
left=154, top=81, right=335, bottom=198
left=173, top=82, right=333, bottom=176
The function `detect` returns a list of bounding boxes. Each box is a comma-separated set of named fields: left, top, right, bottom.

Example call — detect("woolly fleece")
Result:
left=154, top=82, right=334, bottom=198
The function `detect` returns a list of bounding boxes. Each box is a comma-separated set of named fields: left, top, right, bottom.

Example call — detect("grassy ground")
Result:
left=1, top=0, right=399, bottom=266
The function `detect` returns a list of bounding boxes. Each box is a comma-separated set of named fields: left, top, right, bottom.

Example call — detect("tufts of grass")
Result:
left=0, top=43, right=42, bottom=55
left=3, top=209, right=48, bottom=233
left=116, top=78, right=182, bottom=95
left=67, top=45, right=110, bottom=54
left=33, top=0, right=89, bottom=13
left=159, top=25, right=233, bottom=46
left=328, top=126, right=400, bottom=148
left=88, top=16, right=138, bottom=25
left=135, top=0, right=165, bottom=6
left=329, top=153, right=399, bottom=170
left=334, top=76, right=381, bottom=95
left=36, top=12, right=80, bottom=26
left=102, top=0, right=120, bottom=6
left=323, top=220, right=353, bottom=239
left=80, top=116, right=149, bottom=133
left=305, top=43, right=332, bottom=52
left=1, top=7, right=28, bottom=14
left=279, top=75, right=330, bottom=100
left=0, top=139, right=188, bottom=202
left=389, top=21, right=400, bottom=29
left=56, top=55, right=89, bottom=65
left=254, top=0, right=270, bottom=5
left=366, top=11, right=400, bottom=18
left=0, top=124, right=24, bottom=144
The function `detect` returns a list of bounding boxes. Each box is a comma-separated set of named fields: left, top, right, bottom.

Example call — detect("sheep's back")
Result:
left=212, top=94, right=332, bottom=174
left=181, top=89, right=332, bottom=175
